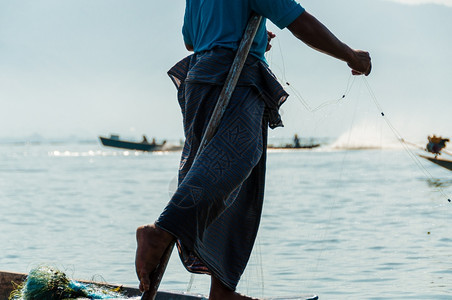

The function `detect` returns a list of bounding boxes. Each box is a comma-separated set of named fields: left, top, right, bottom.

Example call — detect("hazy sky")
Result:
left=1, top=0, right=451, bottom=143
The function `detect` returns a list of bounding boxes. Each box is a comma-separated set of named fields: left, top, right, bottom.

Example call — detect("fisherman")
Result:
left=136, top=1, right=371, bottom=299
left=426, top=135, right=449, bottom=156
left=293, top=134, right=301, bottom=148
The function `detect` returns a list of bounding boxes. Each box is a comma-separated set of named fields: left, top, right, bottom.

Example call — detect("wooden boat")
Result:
left=268, top=135, right=321, bottom=150
left=268, top=143, right=320, bottom=150
left=0, top=270, right=318, bottom=300
left=419, top=154, right=452, bottom=171
left=99, top=135, right=166, bottom=152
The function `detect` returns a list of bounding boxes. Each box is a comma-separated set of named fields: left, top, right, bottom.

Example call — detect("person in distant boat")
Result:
left=426, top=135, right=449, bottom=156
left=293, top=134, right=301, bottom=148
left=135, top=1, right=371, bottom=299
left=142, top=135, right=148, bottom=144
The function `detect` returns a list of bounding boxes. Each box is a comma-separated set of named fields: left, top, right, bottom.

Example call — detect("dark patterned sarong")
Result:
left=156, top=48, right=288, bottom=290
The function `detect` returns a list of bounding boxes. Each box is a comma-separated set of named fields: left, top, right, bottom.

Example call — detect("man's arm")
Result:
left=287, top=11, right=371, bottom=76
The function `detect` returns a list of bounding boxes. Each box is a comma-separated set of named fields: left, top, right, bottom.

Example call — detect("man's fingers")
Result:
left=365, top=63, right=372, bottom=76
left=267, top=30, right=276, bottom=38
left=266, top=31, right=276, bottom=52
left=351, top=62, right=371, bottom=76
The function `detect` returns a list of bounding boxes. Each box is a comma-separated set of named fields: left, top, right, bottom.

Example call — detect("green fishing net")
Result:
left=9, top=266, right=126, bottom=300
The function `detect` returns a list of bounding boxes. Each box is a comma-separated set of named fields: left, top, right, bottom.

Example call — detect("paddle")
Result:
left=141, top=13, right=263, bottom=300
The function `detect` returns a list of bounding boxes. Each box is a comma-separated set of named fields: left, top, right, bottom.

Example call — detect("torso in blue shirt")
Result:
left=182, top=0, right=304, bottom=61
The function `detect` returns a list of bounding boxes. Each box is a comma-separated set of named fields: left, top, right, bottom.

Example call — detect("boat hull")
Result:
left=268, top=144, right=320, bottom=150
left=99, top=136, right=163, bottom=152
left=419, top=155, right=452, bottom=171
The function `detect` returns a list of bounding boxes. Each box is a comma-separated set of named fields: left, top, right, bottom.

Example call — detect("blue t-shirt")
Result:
left=182, top=0, right=305, bottom=61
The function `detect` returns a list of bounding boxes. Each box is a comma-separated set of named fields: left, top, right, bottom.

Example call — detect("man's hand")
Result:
left=266, top=30, right=276, bottom=52
left=348, top=49, right=372, bottom=76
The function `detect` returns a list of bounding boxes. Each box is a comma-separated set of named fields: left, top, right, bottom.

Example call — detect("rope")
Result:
left=362, top=77, right=451, bottom=203
left=267, top=36, right=356, bottom=113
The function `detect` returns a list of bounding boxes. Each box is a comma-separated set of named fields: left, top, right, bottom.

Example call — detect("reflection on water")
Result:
left=425, top=178, right=452, bottom=189
left=1, top=144, right=452, bottom=299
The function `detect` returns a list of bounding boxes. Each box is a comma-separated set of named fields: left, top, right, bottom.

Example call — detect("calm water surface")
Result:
left=1, top=142, right=451, bottom=299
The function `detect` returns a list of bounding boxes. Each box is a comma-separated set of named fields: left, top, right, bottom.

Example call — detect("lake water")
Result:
left=1, top=141, right=451, bottom=299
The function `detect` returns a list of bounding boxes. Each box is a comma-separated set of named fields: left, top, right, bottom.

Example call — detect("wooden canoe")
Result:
left=268, top=144, right=320, bottom=150
left=0, top=270, right=318, bottom=300
left=99, top=136, right=165, bottom=152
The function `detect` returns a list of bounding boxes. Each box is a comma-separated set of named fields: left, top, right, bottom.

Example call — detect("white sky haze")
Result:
left=387, top=0, right=452, bottom=6
left=1, top=0, right=451, bottom=144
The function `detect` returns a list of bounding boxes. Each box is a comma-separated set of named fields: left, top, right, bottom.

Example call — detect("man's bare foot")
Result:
left=135, top=224, right=175, bottom=292
left=209, top=276, right=260, bottom=300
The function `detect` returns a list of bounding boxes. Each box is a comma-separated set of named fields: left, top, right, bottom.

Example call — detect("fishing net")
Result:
left=9, top=266, right=127, bottom=300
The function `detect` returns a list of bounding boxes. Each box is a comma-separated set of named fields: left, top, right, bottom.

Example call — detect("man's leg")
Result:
left=136, top=224, right=261, bottom=299
left=135, top=224, right=175, bottom=292
left=209, top=275, right=259, bottom=300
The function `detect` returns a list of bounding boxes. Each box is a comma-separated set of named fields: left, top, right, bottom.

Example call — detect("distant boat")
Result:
left=268, top=134, right=321, bottom=150
left=99, top=135, right=166, bottom=152
left=419, top=154, right=452, bottom=171
left=268, top=143, right=320, bottom=150
left=414, top=135, right=452, bottom=171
